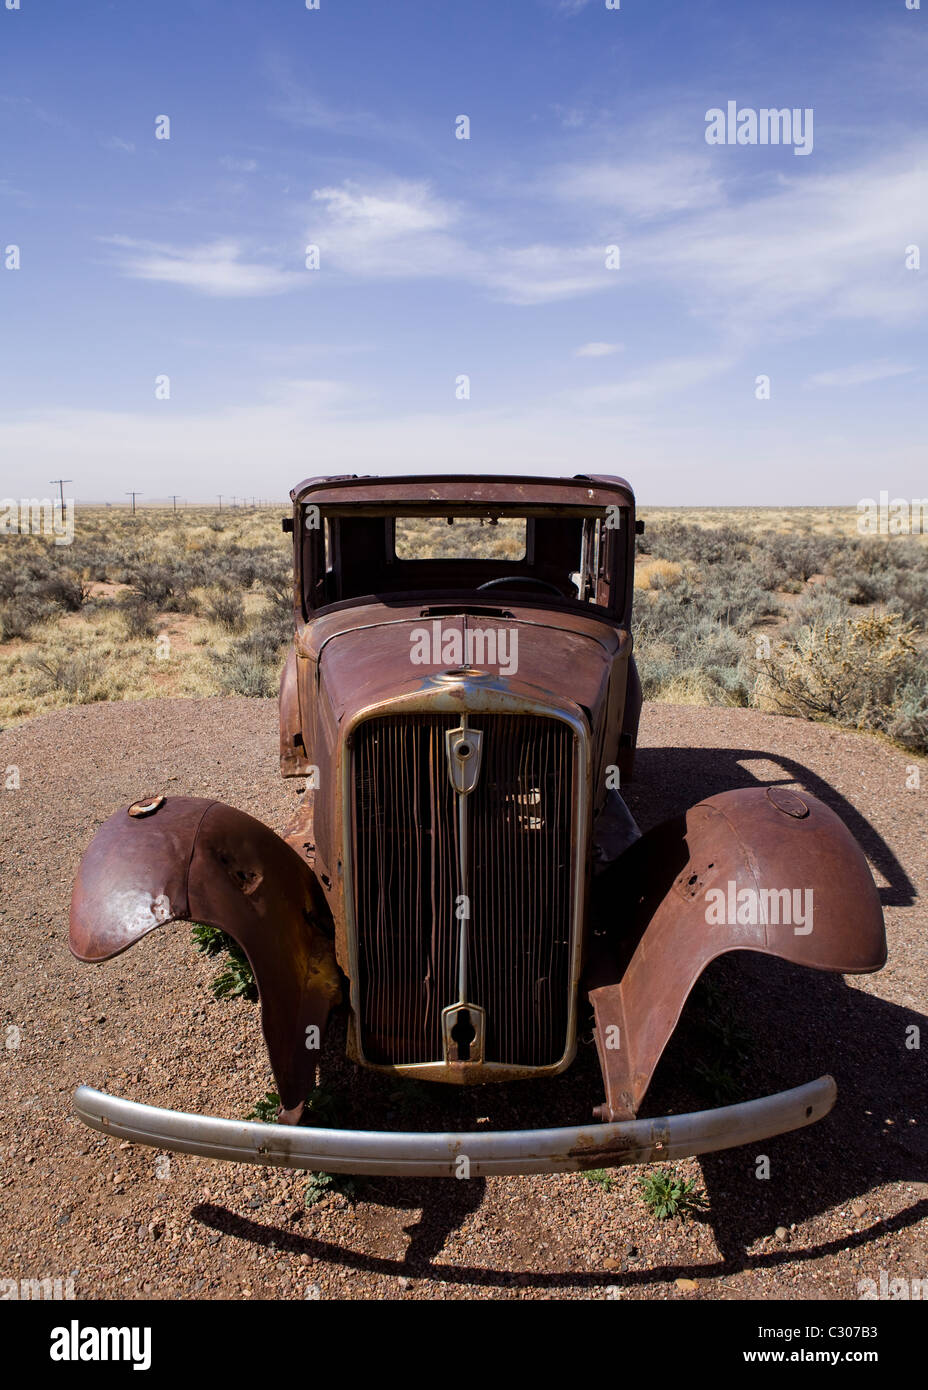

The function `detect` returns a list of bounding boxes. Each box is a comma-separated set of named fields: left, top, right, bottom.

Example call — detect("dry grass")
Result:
left=634, top=557, right=684, bottom=590
left=0, top=505, right=289, bottom=726
left=1, top=502, right=926, bottom=753
left=637, top=505, right=924, bottom=541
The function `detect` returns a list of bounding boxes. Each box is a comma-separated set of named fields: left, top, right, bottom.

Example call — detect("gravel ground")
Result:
left=0, top=697, right=925, bottom=1301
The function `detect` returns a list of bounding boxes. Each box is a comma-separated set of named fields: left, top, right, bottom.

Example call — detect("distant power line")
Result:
left=49, top=478, right=72, bottom=508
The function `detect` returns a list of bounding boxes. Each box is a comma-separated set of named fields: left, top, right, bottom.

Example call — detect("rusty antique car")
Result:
left=70, top=474, right=887, bottom=1176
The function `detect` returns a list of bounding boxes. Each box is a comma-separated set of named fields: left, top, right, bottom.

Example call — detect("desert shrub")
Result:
left=129, top=564, right=175, bottom=607
left=212, top=621, right=290, bottom=698
left=886, top=570, right=928, bottom=629
left=119, top=594, right=158, bottom=638
left=634, top=561, right=773, bottom=706
left=261, top=568, right=292, bottom=614
left=758, top=608, right=927, bottom=752
left=32, top=571, right=89, bottom=612
left=647, top=523, right=751, bottom=568
left=236, top=626, right=289, bottom=665
left=0, top=595, right=56, bottom=642
left=754, top=533, right=836, bottom=588
left=206, top=591, right=246, bottom=632
left=885, top=680, right=928, bottom=753
left=123, top=561, right=195, bottom=613
left=700, top=566, right=779, bottom=632
left=637, top=615, right=755, bottom=707
left=0, top=561, right=19, bottom=601
left=227, top=554, right=260, bottom=589
left=27, top=651, right=105, bottom=701
left=216, top=649, right=278, bottom=698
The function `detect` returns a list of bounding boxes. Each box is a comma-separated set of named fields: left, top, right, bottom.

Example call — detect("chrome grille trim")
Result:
left=340, top=692, right=589, bottom=1081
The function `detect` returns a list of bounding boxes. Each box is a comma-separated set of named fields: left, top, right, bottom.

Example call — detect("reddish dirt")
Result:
left=0, top=697, right=924, bottom=1300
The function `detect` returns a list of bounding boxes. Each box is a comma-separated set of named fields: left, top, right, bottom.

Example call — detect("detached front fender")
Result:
left=590, top=786, right=886, bottom=1120
left=70, top=796, right=341, bottom=1113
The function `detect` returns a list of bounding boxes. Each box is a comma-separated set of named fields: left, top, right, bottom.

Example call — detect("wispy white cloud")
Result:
left=102, top=236, right=305, bottom=297
left=551, top=104, right=587, bottom=129
left=102, top=135, right=136, bottom=154
left=634, top=147, right=928, bottom=331
left=100, top=142, right=928, bottom=325
left=575, top=341, right=623, bottom=358
left=552, top=155, right=724, bottom=220
left=0, top=178, right=33, bottom=207
left=481, top=243, right=612, bottom=305
left=263, top=54, right=424, bottom=147
left=308, top=177, right=613, bottom=304
left=807, top=362, right=915, bottom=388
left=313, top=180, right=454, bottom=237
left=569, top=355, right=735, bottom=406
left=219, top=155, right=258, bottom=173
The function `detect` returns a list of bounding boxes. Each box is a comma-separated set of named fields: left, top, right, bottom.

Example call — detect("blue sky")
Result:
left=1, top=0, right=926, bottom=503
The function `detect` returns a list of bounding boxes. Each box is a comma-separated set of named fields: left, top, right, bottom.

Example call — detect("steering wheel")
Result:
left=476, top=576, right=565, bottom=597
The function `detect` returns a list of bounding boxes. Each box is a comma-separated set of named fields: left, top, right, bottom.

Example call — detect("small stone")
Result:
left=775, top=1226, right=790, bottom=1243
left=397, top=1276, right=410, bottom=1289
left=850, top=1200, right=867, bottom=1217
left=675, top=1278, right=699, bottom=1291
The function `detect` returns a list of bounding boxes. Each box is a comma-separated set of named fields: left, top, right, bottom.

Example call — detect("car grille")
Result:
left=350, top=711, right=577, bottom=1068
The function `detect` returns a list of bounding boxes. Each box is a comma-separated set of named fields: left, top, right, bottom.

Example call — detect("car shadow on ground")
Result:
left=195, top=745, right=924, bottom=1290
left=625, top=743, right=916, bottom=907
left=193, top=1197, right=928, bottom=1293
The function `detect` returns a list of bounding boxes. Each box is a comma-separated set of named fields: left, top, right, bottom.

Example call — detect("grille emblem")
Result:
left=445, top=722, right=484, bottom=794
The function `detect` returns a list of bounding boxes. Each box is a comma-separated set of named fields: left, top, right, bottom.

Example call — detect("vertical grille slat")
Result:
left=352, top=712, right=575, bottom=1068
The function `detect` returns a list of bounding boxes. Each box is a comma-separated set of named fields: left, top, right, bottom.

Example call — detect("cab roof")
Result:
left=290, top=473, right=635, bottom=510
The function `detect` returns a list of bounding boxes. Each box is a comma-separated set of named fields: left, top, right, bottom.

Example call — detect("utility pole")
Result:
left=168, top=495, right=181, bottom=513
left=49, top=478, right=72, bottom=509
left=217, top=494, right=223, bottom=512
left=125, top=491, right=141, bottom=514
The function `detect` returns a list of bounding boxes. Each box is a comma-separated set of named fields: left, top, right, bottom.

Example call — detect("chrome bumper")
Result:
left=73, top=1075, right=836, bottom=1177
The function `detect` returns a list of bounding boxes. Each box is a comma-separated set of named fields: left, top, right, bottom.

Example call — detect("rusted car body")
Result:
left=70, top=475, right=887, bottom=1176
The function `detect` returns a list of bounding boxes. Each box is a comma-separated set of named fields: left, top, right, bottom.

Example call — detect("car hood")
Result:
left=306, top=606, right=626, bottom=727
